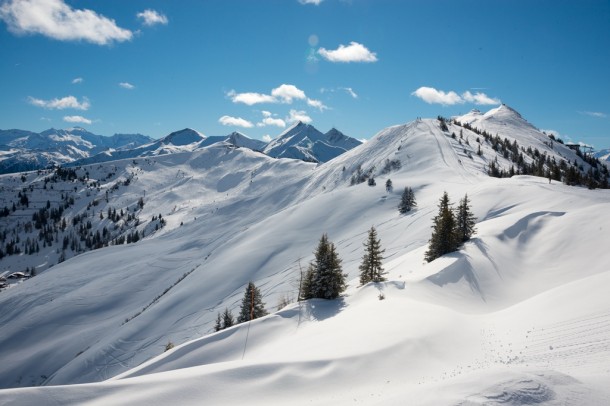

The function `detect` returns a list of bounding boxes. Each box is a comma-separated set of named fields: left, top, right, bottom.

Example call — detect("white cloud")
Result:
left=299, top=0, right=323, bottom=4
left=262, top=134, right=273, bottom=142
left=137, top=9, right=168, bottom=26
left=258, top=117, right=286, bottom=128
left=307, top=98, right=329, bottom=111
left=28, top=95, right=90, bottom=110
left=63, top=115, right=91, bottom=125
left=462, top=91, right=500, bottom=105
left=119, top=82, right=135, bottom=90
left=411, top=87, right=463, bottom=106
left=0, top=0, right=132, bottom=45
left=228, top=90, right=276, bottom=105
left=318, top=41, right=378, bottom=63
left=581, top=111, right=607, bottom=118
left=262, top=110, right=272, bottom=118
left=341, top=87, right=358, bottom=98
left=218, top=115, right=254, bottom=128
left=286, top=109, right=312, bottom=124
left=72, top=77, right=83, bottom=84
left=271, top=84, right=306, bottom=103
left=412, top=86, right=501, bottom=106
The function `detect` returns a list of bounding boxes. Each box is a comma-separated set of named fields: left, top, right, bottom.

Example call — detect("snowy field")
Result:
left=0, top=106, right=609, bottom=405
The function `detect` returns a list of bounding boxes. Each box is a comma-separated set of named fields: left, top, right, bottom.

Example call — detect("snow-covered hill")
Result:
left=1, top=107, right=609, bottom=405
left=0, top=128, right=152, bottom=174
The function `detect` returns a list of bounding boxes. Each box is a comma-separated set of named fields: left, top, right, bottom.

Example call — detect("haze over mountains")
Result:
left=0, top=122, right=361, bottom=174
left=0, top=105, right=609, bottom=405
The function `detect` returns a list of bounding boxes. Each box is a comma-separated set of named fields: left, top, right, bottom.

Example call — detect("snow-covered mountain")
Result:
left=595, top=148, right=610, bottom=162
left=1, top=106, right=610, bottom=405
left=0, top=128, right=152, bottom=174
left=263, top=121, right=361, bottom=162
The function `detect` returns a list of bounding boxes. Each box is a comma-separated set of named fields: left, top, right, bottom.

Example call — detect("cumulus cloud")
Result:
left=412, top=86, right=500, bottom=106
left=258, top=117, right=286, bottom=128
left=321, top=87, right=359, bottom=99
left=228, top=90, right=276, bottom=105
left=137, top=9, right=168, bottom=26
left=286, top=109, right=312, bottom=124
left=271, top=84, right=306, bottom=103
left=229, top=84, right=309, bottom=106
left=0, top=0, right=132, bottom=45
left=262, top=134, right=273, bottom=142
left=218, top=115, right=254, bottom=128
left=72, top=77, right=83, bottom=84
left=307, top=98, right=329, bottom=111
left=462, top=91, right=500, bottom=105
left=119, top=82, right=135, bottom=90
left=257, top=111, right=286, bottom=128
left=63, top=115, right=91, bottom=125
left=318, top=41, right=378, bottom=63
left=411, top=87, right=462, bottom=106
left=299, top=0, right=323, bottom=4
left=28, top=95, right=90, bottom=110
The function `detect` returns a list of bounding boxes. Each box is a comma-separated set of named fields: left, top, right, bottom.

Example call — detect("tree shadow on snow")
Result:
left=297, top=298, right=347, bottom=323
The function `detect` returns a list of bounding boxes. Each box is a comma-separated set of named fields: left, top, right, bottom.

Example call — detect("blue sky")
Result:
left=1, top=0, right=609, bottom=148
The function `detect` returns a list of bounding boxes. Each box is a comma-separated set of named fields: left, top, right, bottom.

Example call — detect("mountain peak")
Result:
left=161, top=128, right=206, bottom=146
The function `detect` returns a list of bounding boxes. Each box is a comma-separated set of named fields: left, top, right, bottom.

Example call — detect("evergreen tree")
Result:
left=305, top=234, right=347, bottom=300
left=455, top=194, right=477, bottom=243
left=398, top=187, right=417, bottom=214
left=359, top=226, right=386, bottom=285
left=425, top=192, right=458, bottom=262
left=385, top=179, right=393, bottom=192
left=300, top=264, right=315, bottom=301
left=214, top=312, right=222, bottom=332
left=237, top=281, right=268, bottom=323
left=221, top=307, right=234, bottom=329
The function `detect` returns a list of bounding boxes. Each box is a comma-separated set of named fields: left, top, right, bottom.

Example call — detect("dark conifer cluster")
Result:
left=425, top=192, right=476, bottom=263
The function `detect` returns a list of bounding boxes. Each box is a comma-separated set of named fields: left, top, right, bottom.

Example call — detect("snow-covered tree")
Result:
left=455, top=194, right=476, bottom=243
left=398, top=187, right=416, bottom=214
left=237, top=281, right=268, bottom=323
left=425, top=192, right=458, bottom=262
left=303, top=234, right=346, bottom=300
left=359, top=226, right=386, bottom=285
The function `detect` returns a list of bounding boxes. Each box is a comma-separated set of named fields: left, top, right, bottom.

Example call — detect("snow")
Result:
left=0, top=108, right=609, bottom=405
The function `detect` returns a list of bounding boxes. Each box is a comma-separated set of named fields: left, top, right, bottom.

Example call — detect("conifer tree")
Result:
left=214, top=312, right=222, bottom=332
left=398, top=187, right=416, bottom=214
left=455, top=194, right=476, bottom=243
left=304, top=234, right=347, bottom=300
left=385, top=179, right=393, bottom=192
left=425, top=192, right=458, bottom=262
left=221, top=307, right=234, bottom=329
left=237, top=281, right=268, bottom=323
left=359, top=226, right=386, bottom=285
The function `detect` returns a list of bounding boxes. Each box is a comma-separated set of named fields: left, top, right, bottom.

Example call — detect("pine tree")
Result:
left=221, top=307, right=234, bottom=329
left=425, top=192, right=459, bottom=262
left=359, top=226, right=386, bottom=285
left=306, top=234, right=347, bottom=300
left=300, top=264, right=315, bottom=301
left=385, top=179, right=393, bottom=192
left=237, top=281, right=268, bottom=323
left=455, top=194, right=476, bottom=243
left=214, top=312, right=222, bottom=332
left=398, top=187, right=416, bottom=214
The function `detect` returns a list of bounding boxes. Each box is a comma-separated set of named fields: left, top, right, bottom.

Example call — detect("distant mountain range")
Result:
left=0, top=123, right=361, bottom=174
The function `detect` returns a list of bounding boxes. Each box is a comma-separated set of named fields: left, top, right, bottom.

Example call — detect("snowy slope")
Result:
left=1, top=109, right=609, bottom=405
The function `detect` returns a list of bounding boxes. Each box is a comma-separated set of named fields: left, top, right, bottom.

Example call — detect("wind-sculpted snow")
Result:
left=1, top=111, right=610, bottom=405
